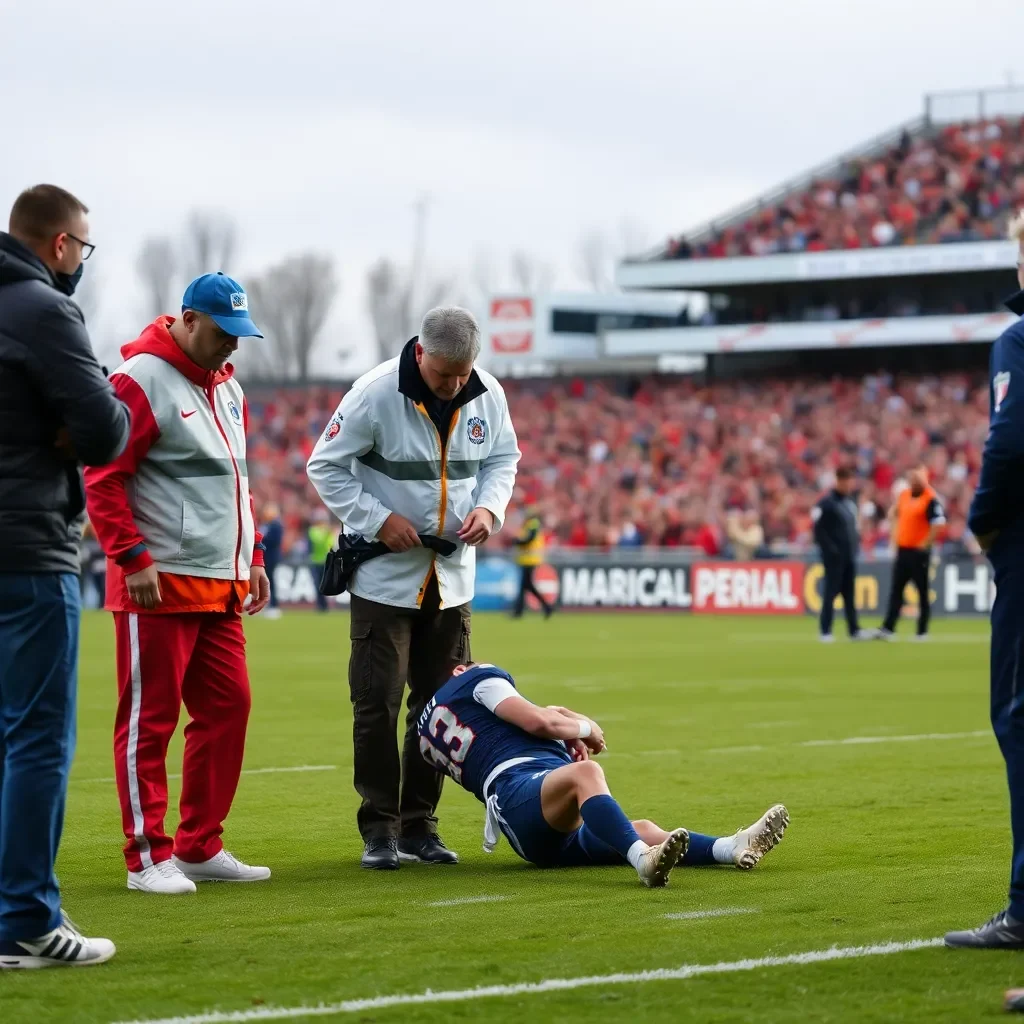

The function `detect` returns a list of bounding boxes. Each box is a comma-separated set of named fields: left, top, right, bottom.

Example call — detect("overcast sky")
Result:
left=3, top=0, right=1024, bottom=372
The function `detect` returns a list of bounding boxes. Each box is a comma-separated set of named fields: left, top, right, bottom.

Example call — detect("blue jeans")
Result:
left=0, top=574, right=80, bottom=941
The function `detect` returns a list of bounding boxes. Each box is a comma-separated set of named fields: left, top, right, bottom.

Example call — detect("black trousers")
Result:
left=820, top=558, right=859, bottom=637
left=513, top=565, right=552, bottom=618
left=988, top=535, right=1024, bottom=917
left=882, top=547, right=931, bottom=635
left=347, top=575, right=471, bottom=841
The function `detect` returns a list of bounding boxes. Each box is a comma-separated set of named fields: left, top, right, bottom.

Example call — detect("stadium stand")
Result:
left=658, top=115, right=1024, bottom=261
left=245, top=371, right=986, bottom=559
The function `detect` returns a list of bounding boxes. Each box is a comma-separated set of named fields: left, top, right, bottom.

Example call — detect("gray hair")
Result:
left=419, top=306, right=481, bottom=364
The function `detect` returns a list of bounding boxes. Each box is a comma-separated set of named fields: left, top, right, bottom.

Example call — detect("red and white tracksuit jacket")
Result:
left=84, top=317, right=265, bottom=872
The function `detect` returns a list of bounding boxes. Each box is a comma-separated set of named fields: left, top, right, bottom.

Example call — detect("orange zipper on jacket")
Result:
left=414, top=404, right=461, bottom=608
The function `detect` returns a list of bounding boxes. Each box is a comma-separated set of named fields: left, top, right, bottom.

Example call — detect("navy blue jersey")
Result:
left=417, top=664, right=571, bottom=801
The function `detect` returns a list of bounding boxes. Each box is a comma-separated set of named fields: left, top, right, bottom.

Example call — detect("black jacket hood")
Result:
left=0, top=232, right=56, bottom=290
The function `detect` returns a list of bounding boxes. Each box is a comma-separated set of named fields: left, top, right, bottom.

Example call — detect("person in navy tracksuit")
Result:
left=260, top=504, right=284, bottom=618
left=946, top=228, right=1024, bottom=949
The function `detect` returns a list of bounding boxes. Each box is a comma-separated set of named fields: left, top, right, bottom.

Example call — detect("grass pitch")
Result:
left=2, top=611, right=1018, bottom=1023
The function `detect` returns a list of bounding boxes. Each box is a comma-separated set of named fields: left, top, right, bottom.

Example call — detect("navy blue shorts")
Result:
left=490, top=759, right=625, bottom=868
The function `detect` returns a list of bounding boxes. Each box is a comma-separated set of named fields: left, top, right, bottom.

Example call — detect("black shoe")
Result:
left=945, top=910, right=1024, bottom=949
left=361, top=837, right=400, bottom=870
left=397, top=835, right=459, bottom=865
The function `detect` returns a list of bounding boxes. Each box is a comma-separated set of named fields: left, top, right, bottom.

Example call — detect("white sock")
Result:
left=712, top=836, right=737, bottom=865
left=626, top=840, right=648, bottom=869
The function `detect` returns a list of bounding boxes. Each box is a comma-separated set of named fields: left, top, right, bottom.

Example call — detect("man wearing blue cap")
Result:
left=85, top=273, right=272, bottom=895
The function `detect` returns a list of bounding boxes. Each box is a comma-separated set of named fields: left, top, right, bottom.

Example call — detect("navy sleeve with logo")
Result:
left=969, top=323, right=1024, bottom=538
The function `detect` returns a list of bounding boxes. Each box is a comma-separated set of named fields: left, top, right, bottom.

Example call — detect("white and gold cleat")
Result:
left=636, top=828, right=689, bottom=888
left=731, top=804, right=789, bottom=870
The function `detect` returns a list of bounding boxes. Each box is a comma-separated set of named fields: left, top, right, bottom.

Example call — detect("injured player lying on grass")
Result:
left=417, top=662, right=788, bottom=887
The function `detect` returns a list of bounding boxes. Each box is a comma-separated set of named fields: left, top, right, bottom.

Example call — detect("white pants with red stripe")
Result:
left=112, top=611, right=251, bottom=872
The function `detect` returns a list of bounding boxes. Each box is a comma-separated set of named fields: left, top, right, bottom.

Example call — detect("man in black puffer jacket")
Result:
left=0, top=184, right=129, bottom=969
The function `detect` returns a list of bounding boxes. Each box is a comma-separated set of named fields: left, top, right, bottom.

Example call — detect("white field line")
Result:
left=110, top=938, right=944, bottom=1024
left=707, top=730, right=990, bottom=755
left=426, top=895, right=510, bottom=907
left=75, top=765, right=338, bottom=785
left=606, top=730, right=990, bottom=759
left=730, top=632, right=987, bottom=645
left=663, top=907, right=758, bottom=920
left=800, top=731, right=989, bottom=748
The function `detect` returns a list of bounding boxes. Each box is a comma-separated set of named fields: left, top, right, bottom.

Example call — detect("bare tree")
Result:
left=182, top=210, right=238, bottom=280
left=366, top=258, right=410, bottom=364
left=509, top=251, right=554, bottom=295
left=366, top=259, right=457, bottom=363
left=574, top=232, right=614, bottom=292
left=136, top=237, right=179, bottom=319
left=471, top=248, right=496, bottom=301
left=246, top=254, right=338, bottom=382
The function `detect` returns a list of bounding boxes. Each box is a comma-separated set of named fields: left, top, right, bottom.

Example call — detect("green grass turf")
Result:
left=2, top=611, right=1019, bottom=1023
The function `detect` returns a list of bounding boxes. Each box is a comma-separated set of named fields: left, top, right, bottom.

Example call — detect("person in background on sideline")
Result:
left=512, top=507, right=552, bottom=619
left=726, top=509, right=765, bottom=561
left=80, top=520, right=107, bottom=608
left=811, top=466, right=874, bottom=643
left=261, top=503, right=284, bottom=620
left=877, top=464, right=944, bottom=641
left=307, top=509, right=337, bottom=613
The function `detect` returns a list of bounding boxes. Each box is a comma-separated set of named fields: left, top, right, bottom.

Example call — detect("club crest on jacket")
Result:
left=467, top=416, right=486, bottom=445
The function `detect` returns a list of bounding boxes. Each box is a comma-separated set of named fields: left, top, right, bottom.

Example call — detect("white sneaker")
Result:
left=819, top=634, right=836, bottom=644
left=0, top=912, right=115, bottom=968
left=636, top=828, right=689, bottom=888
left=127, top=860, right=197, bottom=894
left=173, top=850, right=271, bottom=883
left=875, top=628, right=896, bottom=642
left=263, top=607, right=283, bottom=620
left=910, top=633, right=930, bottom=643
left=730, top=804, right=790, bottom=870
left=852, top=629, right=878, bottom=641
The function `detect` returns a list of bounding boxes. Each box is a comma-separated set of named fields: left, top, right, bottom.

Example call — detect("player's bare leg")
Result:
left=539, top=761, right=688, bottom=887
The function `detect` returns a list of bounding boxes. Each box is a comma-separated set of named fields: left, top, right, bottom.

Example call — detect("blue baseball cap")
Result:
left=181, top=272, right=263, bottom=338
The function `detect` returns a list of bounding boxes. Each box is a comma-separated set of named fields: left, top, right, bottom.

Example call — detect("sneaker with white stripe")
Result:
left=173, top=849, right=271, bottom=883
left=128, top=859, right=197, bottom=894
left=0, top=912, right=115, bottom=969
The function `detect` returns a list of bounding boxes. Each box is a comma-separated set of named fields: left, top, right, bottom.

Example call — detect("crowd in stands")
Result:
left=661, top=117, right=1024, bottom=260
left=245, top=371, right=988, bottom=559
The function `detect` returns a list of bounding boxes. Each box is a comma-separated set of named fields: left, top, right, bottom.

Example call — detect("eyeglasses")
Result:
left=66, top=232, right=95, bottom=261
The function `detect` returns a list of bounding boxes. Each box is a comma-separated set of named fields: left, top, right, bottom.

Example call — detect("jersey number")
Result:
left=420, top=705, right=475, bottom=784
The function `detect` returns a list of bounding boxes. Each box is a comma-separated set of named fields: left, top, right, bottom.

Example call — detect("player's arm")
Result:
left=496, top=697, right=606, bottom=753
left=473, top=678, right=605, bottom=752
left=545, top=704, right=603, bottom=759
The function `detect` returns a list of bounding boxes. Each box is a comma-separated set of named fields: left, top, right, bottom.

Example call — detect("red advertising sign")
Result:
left=491, top=330, right=533, bottom=353
left=691, top=561, right=806, bottom=615
left=490, top=297, right=533, bottom=320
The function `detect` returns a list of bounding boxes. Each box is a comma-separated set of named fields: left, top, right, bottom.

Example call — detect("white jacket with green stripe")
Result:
left=306, top=346, right=521, bottom=609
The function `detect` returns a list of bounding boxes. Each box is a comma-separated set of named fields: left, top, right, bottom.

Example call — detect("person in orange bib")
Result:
left=878, top=465, right=945, bottom=640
